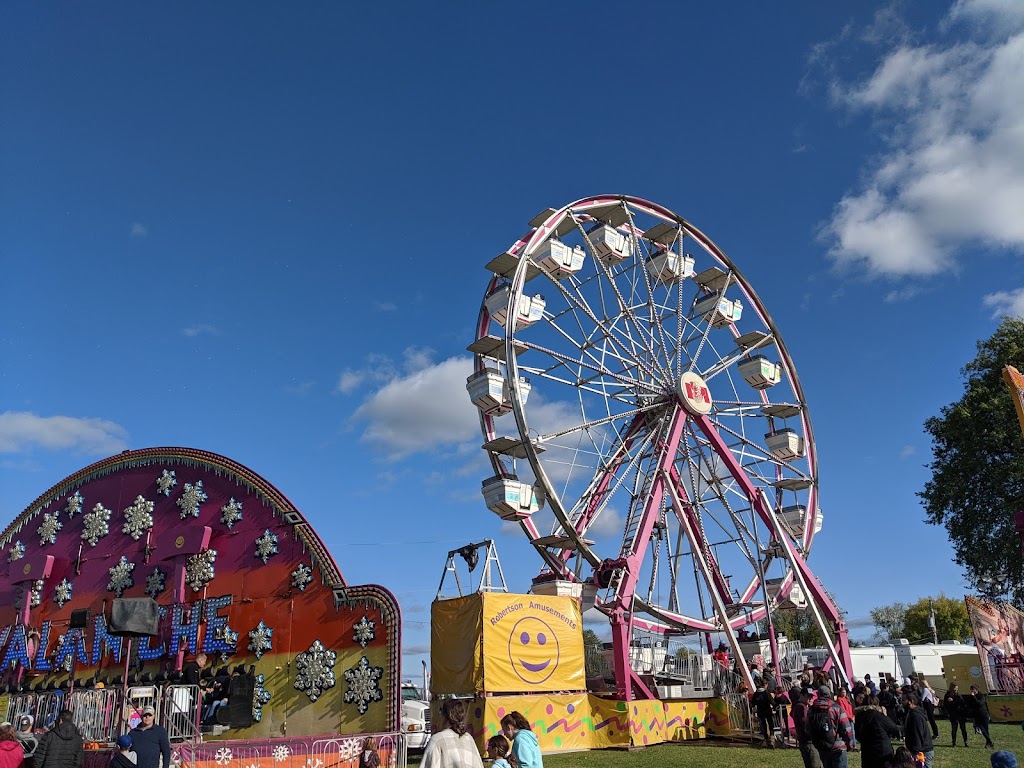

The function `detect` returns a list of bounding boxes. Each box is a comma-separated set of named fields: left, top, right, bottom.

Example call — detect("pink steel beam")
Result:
left=608, top=406, right=687, bottom=700
left=691, top=413, right=852, bottom=683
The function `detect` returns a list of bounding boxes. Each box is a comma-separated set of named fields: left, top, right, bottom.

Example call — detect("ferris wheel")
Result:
left=467, top=195, right=851, bottom=699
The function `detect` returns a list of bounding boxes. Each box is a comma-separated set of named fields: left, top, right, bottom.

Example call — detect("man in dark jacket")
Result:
left=791, top=690, right=823, bottom=768
left=853, top=695, right=901, bottom=768
left=970, top=684, right=995, bottom=749
left=33, top=710, right=83, bottom=768
left=943, top=683, right=969, bottom=746
left=751, top=678, right=776, bottom=748
left=130, top=706, right=171, bottom=768
left=903, top=692, right=934, bottom=768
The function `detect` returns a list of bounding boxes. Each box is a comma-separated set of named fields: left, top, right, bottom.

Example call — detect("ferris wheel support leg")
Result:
left=608, top=607, right=657, bottom=701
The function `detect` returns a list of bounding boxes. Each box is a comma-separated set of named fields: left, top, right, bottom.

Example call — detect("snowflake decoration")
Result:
left=218, top=625, right=239, bottom=663
left=66, top=491, right=84, bottom=518
left=37, top=511, right=63, bottom=546
left=293, top=640, right=337, bottom=702
left=145, top=568, right=167, bottom=598
left=304, top=760, right=324, bottom=768
left=337, top=741, right=362, bottom=765
left=248, top=621, right=274, bottom=659
left=337, top=740, right=363, bottom=762
left=177, top=481, right=208, bottom=519
left=122, top=495, right=155, bottom=540
left=81, top=503, right=112, bottom=546
left=353, top=615, right=376, bottom=648
left=29, top=580, right=43, bottom=608
left=157, top=469, right=177, bottom=496
left=214, top=748, right=233, bottom=766
left=291, top=563, right=313, bottom=592
left=272, top=745, right=290, bottom=763
left=7, top=541, right=25, bottom=563
left=343, top=655, right=383, bottom=714
left=253, top=673, right=272, bottom=722
left=255, top=530, right=279, bottom=564
left=54, top=578, right=73, bottom=608
left=220, top=498, right=243, bottom=529
left=107, top=556, right=136, bottom=597
left=185, top=549, right=217, bottom=592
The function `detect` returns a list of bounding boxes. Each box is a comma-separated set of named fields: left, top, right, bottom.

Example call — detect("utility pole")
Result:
left=928, top=600, right=938, bottom=644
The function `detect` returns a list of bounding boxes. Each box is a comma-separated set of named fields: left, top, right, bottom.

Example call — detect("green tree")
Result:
left=869, top=602, right=907, bottom=643
left=757, top=609, right=827, bottom=648
left=582, top=628, right=602, bottom=648
left=903, top=594, right=972, bottom=644
left=920, top=317, right=1024, bottom=602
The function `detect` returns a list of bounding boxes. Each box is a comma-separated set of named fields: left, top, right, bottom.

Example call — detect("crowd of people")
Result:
left=740, top=664, right=1019, bottom=768
left=0, top=706, right=171, bottom=768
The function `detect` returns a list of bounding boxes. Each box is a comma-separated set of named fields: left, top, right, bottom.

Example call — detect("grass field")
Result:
left=532, top=723, right=1024, bottom=768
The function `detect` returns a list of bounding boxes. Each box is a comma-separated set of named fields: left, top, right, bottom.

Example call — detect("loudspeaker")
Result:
left=109, top=598, right=160, bottom=637
left=226, top=670, right=255, bottom=729
left=69, top=609, right=89, bottom=629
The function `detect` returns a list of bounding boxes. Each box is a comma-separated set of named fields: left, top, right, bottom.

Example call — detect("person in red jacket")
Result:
left=0, top=724, right=26, bottom=768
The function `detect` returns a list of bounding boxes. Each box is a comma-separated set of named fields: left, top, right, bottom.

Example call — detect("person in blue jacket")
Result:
left=500, top=712, right=544, bottom=768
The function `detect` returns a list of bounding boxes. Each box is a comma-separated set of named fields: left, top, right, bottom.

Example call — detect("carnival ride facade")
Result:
left=0, top=448, right=401, bottom=768
left=467, top=195, right=853, bottom=700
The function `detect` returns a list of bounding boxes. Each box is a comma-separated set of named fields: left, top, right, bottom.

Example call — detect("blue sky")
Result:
left=3, top=1, right=1024, bottom=674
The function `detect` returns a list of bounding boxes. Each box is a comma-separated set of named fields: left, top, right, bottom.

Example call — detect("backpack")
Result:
left=807, top=705, right=836, bottom=751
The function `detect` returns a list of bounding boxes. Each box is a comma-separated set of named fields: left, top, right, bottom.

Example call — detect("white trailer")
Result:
left=805, top=640, right=978, bottom=690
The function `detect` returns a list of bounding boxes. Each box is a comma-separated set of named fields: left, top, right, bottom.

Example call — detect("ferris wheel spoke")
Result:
left=545, top=274, right=665, bottom=385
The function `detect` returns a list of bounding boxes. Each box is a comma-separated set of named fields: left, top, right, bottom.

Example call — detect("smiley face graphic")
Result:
left=508, top=616, right=560, bottom=684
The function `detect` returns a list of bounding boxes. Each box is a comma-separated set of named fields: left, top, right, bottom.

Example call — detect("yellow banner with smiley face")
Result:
left=481, top=592, right=585, bottom=693
left=431, top=592, right=585, bottom=695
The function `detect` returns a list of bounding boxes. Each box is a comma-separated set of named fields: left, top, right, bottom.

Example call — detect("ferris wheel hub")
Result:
left=677, top=371, right=713, bottom=415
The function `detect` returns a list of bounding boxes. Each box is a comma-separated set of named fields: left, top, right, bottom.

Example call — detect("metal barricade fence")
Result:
left=35, top=691, right=65, bottom=730
left=724, top=692, right=753, bottom=739
left=66, top=687, right=122, bottom=742
left=162, top=684, right=201, bottom=744
left=312, top=734, right=405, bottom=768
left=5, top=693, right=38, bottom=728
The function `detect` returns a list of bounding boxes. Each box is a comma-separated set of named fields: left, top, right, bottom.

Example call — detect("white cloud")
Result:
left=821, top=3, right=1024, bottom=278
left=0, top=412, right=128, bottom=454
left=899, top=445, right=916, bottom=459
left=586, top=506, right=625, bottom=538
left=352, top=355, right=478, bottom=458
left=375, top=302, right=397, bottom=312
left=336, top=348, right=434, bottom=395
left=983, top=287, right=1024, bottom=317
left=129, top=222, right=147, bottom=238
left=181, top=324, right=219, bottom=337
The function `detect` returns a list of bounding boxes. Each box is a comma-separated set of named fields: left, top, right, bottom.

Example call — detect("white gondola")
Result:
left=779, top=504, right=807, bottom=536
left=694, top=292, right=743, bottom=329
left=646, top=249, right=695, bottom=284
left=765, top=578, right=807, bottom=610
left=482, top=475, right=543, bottom=521
left=466, top=368, right=531, bottom=416
left=485, top=286, right=545, bottom=329
left=533, top=240, right=585, bottom=280
left=738, top=355, right=782, bottom=389
left=765, top=428, right=805, bottom=460
left=587, top=224, right=633, bottom=267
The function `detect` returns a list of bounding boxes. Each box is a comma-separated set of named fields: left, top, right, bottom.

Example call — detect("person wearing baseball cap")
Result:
left=111, top=735, right=135, bottom=768
left=130, top=707, right=169, bottom=768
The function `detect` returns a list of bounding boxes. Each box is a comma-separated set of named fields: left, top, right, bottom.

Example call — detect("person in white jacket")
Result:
left=421, top=700, right=483, bottom=768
